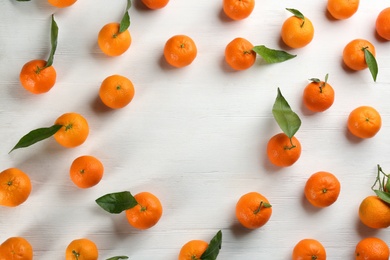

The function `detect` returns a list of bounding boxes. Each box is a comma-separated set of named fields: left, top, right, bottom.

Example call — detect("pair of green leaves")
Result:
left=363, top=47, right=378, bottom=82
left=372, top=165, right=390, bottom=204
left=252, top=45, right=296, bottom=64
left=272, top=88, right=301, bottom=143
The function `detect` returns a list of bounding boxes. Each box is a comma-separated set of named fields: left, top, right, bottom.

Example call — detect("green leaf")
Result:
left=286, top=8, right=305, bottom=20
left=309, top=78, right=321, bottom=83
left=119, top=0, right=132, bottom=33
left=252, top=45, right=296, bottom=64
left=373, top=190, right=390, bottom=204
left=9, top=124, right=62, bottom=153
left=200, top=230, right=222, bottom=260
left=272, top=88, right=301, bottom=139
left=44, top=14, right=58, bottom=68
left=106, top=256, right=129, bottom=260
left=364, top=48, right=378, bottom=82
left=96, top=191, right=138, bottom=214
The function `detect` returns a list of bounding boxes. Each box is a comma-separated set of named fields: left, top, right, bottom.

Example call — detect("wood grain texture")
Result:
left=1, top=0, right=390, bottom=259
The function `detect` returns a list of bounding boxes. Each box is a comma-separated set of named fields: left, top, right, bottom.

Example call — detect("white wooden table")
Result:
left=1, top=0, right=390, bottom=259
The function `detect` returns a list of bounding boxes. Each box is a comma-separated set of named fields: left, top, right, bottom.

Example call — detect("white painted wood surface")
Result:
left=1, top=0, right=390, bottom=259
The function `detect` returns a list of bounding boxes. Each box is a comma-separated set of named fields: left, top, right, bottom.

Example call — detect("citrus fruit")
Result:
left=376, top=7, right=390, bottom=40
left=178, top=240, right=208, bottom=260
left=0, top=237, right=33, bottom=260
left=235, top=192, right=272, bottom=229
left=225, top=37, right=256, bottom=70
left=347, top=106, right=381, bottom=139
left=98, top=22, right=131, bottom=57
left=141, top=0, right=169, bottom=9
left=343, top=39, right=376, bottom=71
left=53, top=112, right=89, bottom=148
left=0, top=168, right=32, bottom=207
left=65, top=238, right=98, bottom=260
left=163, top=35, right=197, bottom=68
left=48, top=0, right=77, bottom=8
left=281, top=9, right=314, bottom=48
left=355, top=237, right=389, bottom=260
left=292, top=239, right=326, bottom=260
left=327, top=0, right=359, bottom=20
left=266, top=133, right=301, bottom=167
left=358, top=195, right=390, bottom=229
left=125, top=192, right=163, bottom=230
left=304, top=171, right=341, bottom=208
left=99, top=74, right=135, bottom=109
left=19, top=59, right=57, bottom=94
left=223, top=0, right=255, bottom=20
left=70, top=155, right=104, bottom=189
left=303, top=75, right=335, bottom=112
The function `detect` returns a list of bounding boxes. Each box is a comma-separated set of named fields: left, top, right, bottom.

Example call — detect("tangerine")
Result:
left=343, top=39, right=376, bottom=71
left=98, top=23, right=131, bottom=57
left=0, top=237, right=33, bottom=260
left=292, top=239, right=326, bottom=260
left=125, top=192, right=163, bottom=230
left=48, top=0, right=77, bottom=8
left=178, top=240, right=208, bottom=260
left=358, top=195, right=390, bottom=229
left=65, top=238, right=98, bottom=260
left=281, top=9, right=314, bottom=48
left=53, top=112, right=89, bottom=148
left=327, top=0, right=359, bottom=20
left=0, top=168, right=32, bottom=207
left=304, top=171, right=341, bottom=208
left=303, top=75, right=335, bottom=112
left=376, top=7, right=390, bottom=40
left=235, top=192, right=272, bottom=229
left=355, top=237, right=389, bottom=260
left=69, top=155, right=104, bottom=189
left=266, top=133, right=301, bottom=167
left=223, top=0, right=255, bottom=20
left=163, top=35, right=197, bottom=68
left=225, top=37, right=256, bottom=70
left=141, top=0, right=169, bottom=9
left=19, top=59, right=57, bottom=94
left=99, top=74, right=135, bottom=109
left=347, top=106, right=381, bottom=139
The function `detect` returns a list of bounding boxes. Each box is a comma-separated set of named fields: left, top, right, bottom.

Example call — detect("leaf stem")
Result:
left=72, top=250, right=80, bottom=260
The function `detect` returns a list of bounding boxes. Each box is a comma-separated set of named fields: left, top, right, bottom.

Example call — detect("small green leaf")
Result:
left=106, top=256, right=129, bottom=260
left=119, top=0, right=132, bottom=33
left=272, top=88, right=301, bottom=139
left=309, top=78, right=321, bottom=83
left=373, top=190, right=390, bottom=204
left=96, top=191, right=138, bottom=214
left=200, top=230, right=222, bottom=260
left=44, top=14, right=59, bottom=68
left=364, top=48, right=378, bottom=82
left=10, top=124, right=62, bottom=153
left=286, top=8, right=305, bottom=20
left=252, top=45, right=296, bottom=64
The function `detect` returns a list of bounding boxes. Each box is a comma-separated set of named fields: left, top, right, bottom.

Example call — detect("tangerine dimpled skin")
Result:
left=347, top=106, right=381, bottom=139
left=164, top=35, right=197, bottom=68
left=376, top=7, right=390, bottom=40
left=0, top=168, right=32, bottom=207
left=98, top=23, right=132, bottom=57
left=281, top=15, right=314, bottom=48
left=19, top=59, right=57, bottom=94
left=235, top=192, right=272, bottom=229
